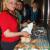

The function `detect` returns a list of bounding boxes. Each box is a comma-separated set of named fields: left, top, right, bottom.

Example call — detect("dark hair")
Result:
left=17, top=0, right=24, bottom=4
left=32, top=2, right=38, bottom=8
left=16, top=0, right=24, bottom=7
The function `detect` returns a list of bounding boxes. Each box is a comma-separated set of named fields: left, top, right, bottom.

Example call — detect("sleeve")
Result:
left=1, top=22, right=9, bottom=32
left=0, top=15, right=10, bottom=33
left=0, top=13, right=11, bottom=33
left=0, top=13, right=2, bottom=27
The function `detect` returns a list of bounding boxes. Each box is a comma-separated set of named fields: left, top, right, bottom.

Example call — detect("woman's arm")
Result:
left=4, top=29, right=29, bottom=37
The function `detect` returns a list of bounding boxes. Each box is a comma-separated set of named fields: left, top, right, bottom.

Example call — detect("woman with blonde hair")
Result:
left=0, top=0, right=29, bottom=50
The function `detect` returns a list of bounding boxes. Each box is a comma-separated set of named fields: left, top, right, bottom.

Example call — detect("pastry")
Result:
left=15, top=43, right=25, bottom=48
left=21, top=37, right=31, bottom=43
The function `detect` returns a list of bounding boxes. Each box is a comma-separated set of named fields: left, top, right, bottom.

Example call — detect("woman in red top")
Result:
left=0, top=0, right=29, bottom=50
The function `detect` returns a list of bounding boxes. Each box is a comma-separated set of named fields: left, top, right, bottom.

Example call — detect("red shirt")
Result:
left=0, top=11, right=20, bottom=43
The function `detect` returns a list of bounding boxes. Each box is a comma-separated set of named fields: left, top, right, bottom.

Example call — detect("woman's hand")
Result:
left=21, top=32, right=30, bottom=37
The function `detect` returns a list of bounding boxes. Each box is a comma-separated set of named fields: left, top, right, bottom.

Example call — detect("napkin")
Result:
left=21, top=22, right=33, bottom=34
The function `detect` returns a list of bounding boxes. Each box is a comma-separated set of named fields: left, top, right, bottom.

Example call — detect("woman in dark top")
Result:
left=31, top=2, right=41, bottom=23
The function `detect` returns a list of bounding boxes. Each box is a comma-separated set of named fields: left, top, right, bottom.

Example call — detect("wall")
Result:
left=0, top=0, right=2, bottom=12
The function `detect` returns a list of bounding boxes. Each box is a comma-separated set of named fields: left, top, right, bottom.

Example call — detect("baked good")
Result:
left=15, top=43, right=25, bottom=48
left=21, top=37, right=31, bottom=43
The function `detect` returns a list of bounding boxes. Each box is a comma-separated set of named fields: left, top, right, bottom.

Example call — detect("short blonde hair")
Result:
left=3, top=0, right=9, bottom=10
